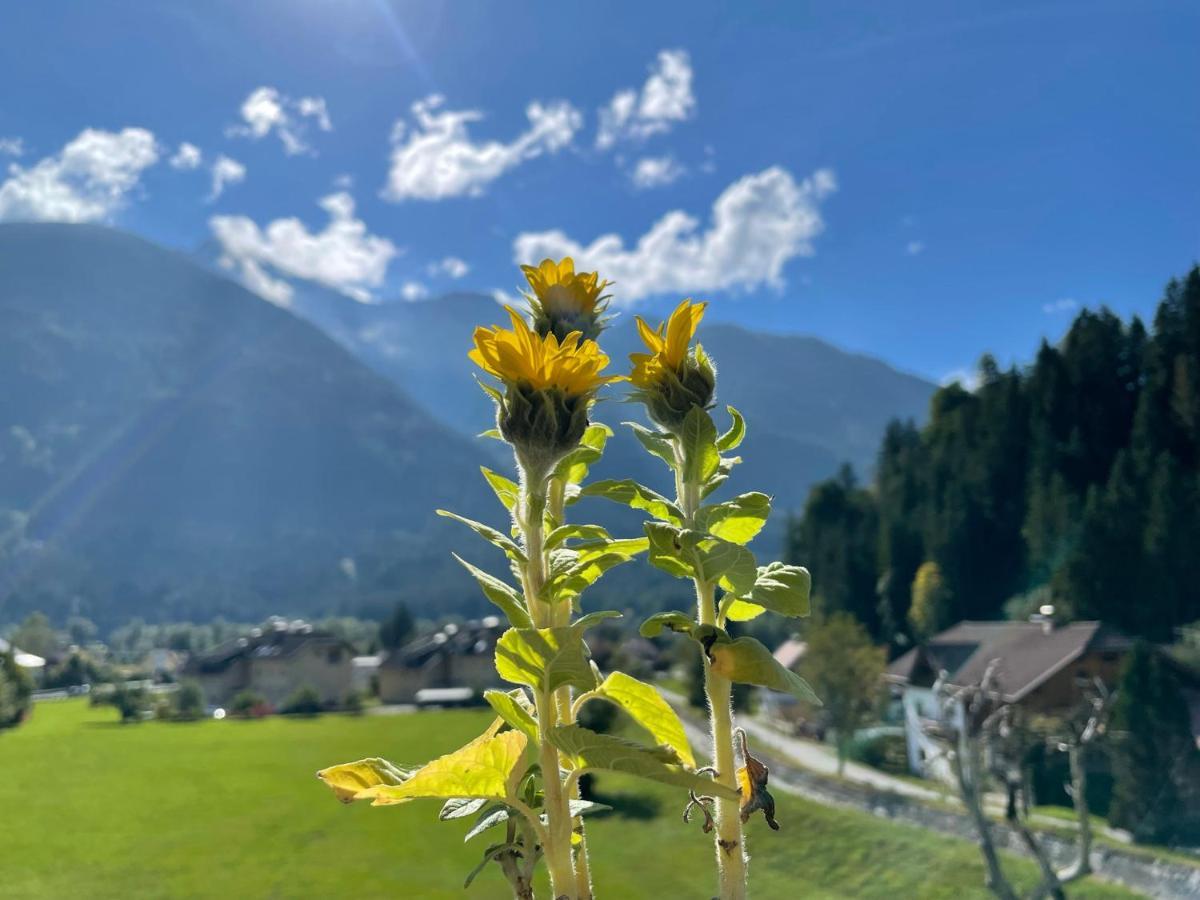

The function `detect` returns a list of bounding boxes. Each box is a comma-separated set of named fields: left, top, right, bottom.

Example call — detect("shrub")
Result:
left=281, top=685, right=322, bottom=716
left=101, top=683, right=151, bottom=723
left=174, top=680, right=206, bottom=721
left=230, top=690, right=269, bottom=718
left=0, top=652, right=33, bottom=729
left=846, top=731, right=908, bottom=775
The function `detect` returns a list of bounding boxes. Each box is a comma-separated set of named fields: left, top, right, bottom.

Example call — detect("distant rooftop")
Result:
left=887, top=620, right=1133, bottom=704
left=0, top=636, right=46, bottom=669
left=186, top=617, right=352, bottom=674
left=383, top=617, right=504, bottom=670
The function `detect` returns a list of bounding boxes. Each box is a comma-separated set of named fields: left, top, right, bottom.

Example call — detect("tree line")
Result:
left=789, top=266, right=1200, bottom=649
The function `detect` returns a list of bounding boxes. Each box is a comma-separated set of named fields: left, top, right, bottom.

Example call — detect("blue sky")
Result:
left=0, top=1, right=1196, bottom=384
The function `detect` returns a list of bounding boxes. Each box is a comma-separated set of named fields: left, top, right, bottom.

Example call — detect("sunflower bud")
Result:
left=497, top=384, right=592, bottom=473
left=638, top=345, right=716, bottom=432
left=521, top=257, right=611, bottom=344
left=629, top=299, right=715, bottom=433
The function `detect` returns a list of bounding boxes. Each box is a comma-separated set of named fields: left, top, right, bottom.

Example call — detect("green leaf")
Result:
left=577, top=480, right=683, bottom=524
left=494, top=627, right=597, bottom=694
left=323, top=729, right=528, bottom=807
left=644, top=524, right=756, bottom=593
left=680, top=406, right=720, bottom=483
left=547, top=538, right=649, bottom=599
left=548, top=725, right=738, bottom=799
left=697, top=626, right=821, bottom=704
left=701, top=456, right=742, bottom=500
left=440, top=797, right=488, bottom=820
left=689, top=532, right=758, bottom=594
left=480, top=467, right=519, bottom=512
left=593, top=672, right=695, bottom=767
left=716, top=406, right=746, bottom=451
left=697, top=493, right=771, bottom=545
left=644, top=523, right=697, bottom=580
left=358, top=731, right=529, bottom=807
left=483, top=689, right=539, bottom=744
left=479, top=428, right=504, bottom=441
left=476, top=378, right=504, bottom=405
left=438, top=510, right=526, bottom=563
left=545, top=523, right=611, bottom=550
left=572, top=610, right=623, bottom=632
left=625, top=421, right=676, bottom=470
left=463, top=842, right=521, bottom=888
left=452, top=555, right=533, bottom=629
left=315, top=758, right=412, bottom=804
left=552, top=423, right=612, bottom=485
left=724, top=599, right=766, bottom=622
left=744, top=562, right=811, bottom=618
left=639, top=611, right=696, bottom=638
left=463, top=805, right=510, bottom=842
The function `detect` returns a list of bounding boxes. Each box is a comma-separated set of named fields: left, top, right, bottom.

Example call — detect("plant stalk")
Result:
left=519, top=468, right=579, bottom=900
left=547, top=474, right=595, bottom=900
left=678, top=446, right=749, bottom=900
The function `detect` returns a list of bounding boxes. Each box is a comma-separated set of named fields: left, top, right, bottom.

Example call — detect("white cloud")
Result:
left=227, top=87, right=332, bottom=155
left=208, top=155, right=246, bottom=201
left=210, top=192, right=397, bottom=306
left=0, top=137, right=24, bottom=157
left=1042, top=297, right=1078, bottom=315
left=427, top=256, right=470, bottom=279
left=905, top=240, right=925, bottom=256
left=513, top=166, right=836, bottom=305
left=400, top=281, right=429, bottom=301
left=596, top=50, right=696, bottom=150
left=631, top=155, right=685, bottom=189
left=0, top=127, right=159, bottom=223
left=170, top=142, right=202, bottom=170
left=491, top=288, right=518, bottom=306
left=383, top=94, right=582, bottom=201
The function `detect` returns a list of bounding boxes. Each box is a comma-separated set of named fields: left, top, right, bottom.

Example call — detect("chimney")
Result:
left=1030, top=604, right=1056, bottom=634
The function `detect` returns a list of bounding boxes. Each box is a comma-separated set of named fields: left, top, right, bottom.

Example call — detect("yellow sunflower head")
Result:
left=470, top=306, right=620, bottom=469
left=521, top=257, right=611, bottom=343
left=628, top=299, right=716, bottom=432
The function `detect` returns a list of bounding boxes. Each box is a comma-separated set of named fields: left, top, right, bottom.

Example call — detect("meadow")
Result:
left=0, top=700, right=1140, bottom=899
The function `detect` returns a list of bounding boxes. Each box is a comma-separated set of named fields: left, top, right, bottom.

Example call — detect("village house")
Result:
left=886, top=618, right=1134, bottom=778
left=182, top=618, right=355, bottom=710
left=0, top=636, right=45, bottom=682
left=378, top=617, right=504, bottom=704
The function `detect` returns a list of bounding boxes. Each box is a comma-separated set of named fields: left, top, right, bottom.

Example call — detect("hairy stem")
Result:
left=546, top=475, right=595, bottom=900
left=519, top=469, right=578, bottom=900
left=678, top=443, right=748, bottom=900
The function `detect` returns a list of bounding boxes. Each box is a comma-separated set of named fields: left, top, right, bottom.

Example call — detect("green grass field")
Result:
left=0, top=700, right=1140, bottom=899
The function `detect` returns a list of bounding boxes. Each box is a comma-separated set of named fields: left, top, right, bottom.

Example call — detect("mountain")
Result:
left=283, top=281, right=937, bottom=514
left=0, top=224, right=494, bottom=628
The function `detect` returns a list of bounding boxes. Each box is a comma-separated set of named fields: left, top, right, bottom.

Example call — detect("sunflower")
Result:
left=629, top=299, right=708, bottom=388
left=628, top=299, right=715, bottom=431
left=470, top=306, right=618, bottom=397
left=470, top=307, right=619, bottom=467
left=521, top=257, right=611, bottom=342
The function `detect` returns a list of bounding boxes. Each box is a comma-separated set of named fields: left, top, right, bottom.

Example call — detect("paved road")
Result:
left=656, top=686, right=946, bottom=803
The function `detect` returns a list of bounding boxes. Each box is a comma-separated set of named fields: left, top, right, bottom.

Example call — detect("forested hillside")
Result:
left=790, top=267, right=1200, bottom=646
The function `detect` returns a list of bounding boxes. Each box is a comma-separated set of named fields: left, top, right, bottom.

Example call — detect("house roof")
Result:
left=185, top=620, right=353, bottom=675
left=382, top=617, right=504, bottom=670
left=773, top=639, right=807, bottom=671
left=0, top=637, right=46, bottom=668
left=887, top=620, right=1133, bottom=704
